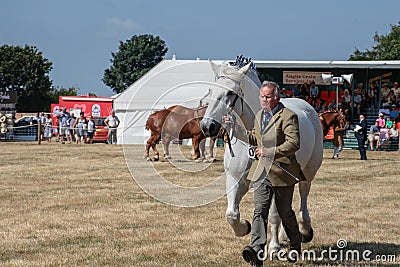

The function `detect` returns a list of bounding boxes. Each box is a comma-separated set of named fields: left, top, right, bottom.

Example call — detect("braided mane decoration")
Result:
left=231, top=54, right=257, bottom=70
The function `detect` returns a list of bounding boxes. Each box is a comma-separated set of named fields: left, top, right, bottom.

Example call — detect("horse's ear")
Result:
left=209, top=60, right=220, bottom=78
left=238, top=63, right=251, bottom=77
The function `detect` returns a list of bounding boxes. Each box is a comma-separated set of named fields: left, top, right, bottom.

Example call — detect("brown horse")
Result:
left=319, top=109, right=349, bottom=136
left=145, top=105, right=211, bottom=161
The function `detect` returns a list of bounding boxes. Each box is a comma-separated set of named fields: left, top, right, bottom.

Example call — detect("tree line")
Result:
left=2, top=23, right=400, bottom=112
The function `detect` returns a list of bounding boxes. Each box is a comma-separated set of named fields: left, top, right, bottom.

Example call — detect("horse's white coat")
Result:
left=201, top=61, right=323, bottom=254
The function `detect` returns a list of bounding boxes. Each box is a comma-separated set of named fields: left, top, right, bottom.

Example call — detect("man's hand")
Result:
left=222, top=114, right=231, bottom=124
left=255, top=147, right=272, bottom=158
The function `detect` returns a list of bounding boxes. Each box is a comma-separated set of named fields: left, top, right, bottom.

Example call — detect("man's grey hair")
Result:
left=261, top=81, right=280, bottom=96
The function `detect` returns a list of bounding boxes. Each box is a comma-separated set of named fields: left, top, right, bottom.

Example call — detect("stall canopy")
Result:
left=114, top=59, right=221, bottom=144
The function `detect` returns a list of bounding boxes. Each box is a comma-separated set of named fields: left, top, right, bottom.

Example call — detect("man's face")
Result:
left=359, top=115, right=364, bottom=120
left=259, top=85, right=279, bottom=111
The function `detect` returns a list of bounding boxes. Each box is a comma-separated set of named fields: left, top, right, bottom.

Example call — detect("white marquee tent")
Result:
left=114, top=59, right=221, bottom=144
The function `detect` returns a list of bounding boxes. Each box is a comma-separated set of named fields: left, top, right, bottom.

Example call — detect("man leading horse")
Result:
left=241, top=81, right=304, bottom=266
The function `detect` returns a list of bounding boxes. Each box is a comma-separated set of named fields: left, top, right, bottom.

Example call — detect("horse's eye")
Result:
left=227, top=91, right=235, bottom=96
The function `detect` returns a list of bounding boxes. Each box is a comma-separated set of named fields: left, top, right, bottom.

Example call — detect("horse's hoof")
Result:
left=245, top=220, right=251, bottom=236
left=194, top=158, right=202, bottom=163
left=145, top=157, right=151, bottom=161
left=302, top=227, right=314, bottom=243
left=153, top=157, right=159, bottom=161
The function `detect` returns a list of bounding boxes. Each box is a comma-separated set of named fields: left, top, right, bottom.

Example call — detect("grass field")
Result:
left=0, top=142, right=399, bottom=266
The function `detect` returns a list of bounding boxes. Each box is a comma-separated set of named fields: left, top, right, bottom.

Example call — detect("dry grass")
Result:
left=0, top=142, right=399, bottom=266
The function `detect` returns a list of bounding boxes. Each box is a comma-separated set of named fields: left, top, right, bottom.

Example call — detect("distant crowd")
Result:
left=280, top=81, right=400, bottom=115
left=35, top=108, right=120, bottom=144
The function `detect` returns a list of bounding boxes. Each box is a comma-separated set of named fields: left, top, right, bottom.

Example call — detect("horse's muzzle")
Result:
left=200, top=118, right=221, bottom=137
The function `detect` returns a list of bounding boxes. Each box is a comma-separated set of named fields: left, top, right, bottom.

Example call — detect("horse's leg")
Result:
left=199, top=138, right=206, bottom=161
left=192, top=136, right=201, bottom=162
left=163, top=134, right=171, bottom=159
left=151, top=135, right=160, bottom=161
left=226, top=172, right=251, bottom=237
left=268, top=198, right=282, bottom=257
left=298, top=180, right=313, bottom=243
left=145, top=136, right=152, bottom=161
left=208, top=138, right=216, bottom=162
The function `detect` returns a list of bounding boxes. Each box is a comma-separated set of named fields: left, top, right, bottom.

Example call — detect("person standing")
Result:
left=354, top=114, right=368, bottom=160
left=66, top=113, right=76, bottom=144
left=241, top=81, right=304, bottom=266
left=73, top=112, right=88, bottom=144
left=309, top=81, right=319, bottom=101
left=43, top=114, right=53, bottom=142
left=332, top=110, right=346, bottom=159
left=54, top=107, right=70, bottom=144
left=104, top=111, right=120, bottom=144
left=86, top=115, right=96, bottom=144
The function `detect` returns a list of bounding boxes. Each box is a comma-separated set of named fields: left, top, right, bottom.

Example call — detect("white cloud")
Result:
left=105, top=18, right=141, bottom=32
left=99, top=17, right=142, bottom=39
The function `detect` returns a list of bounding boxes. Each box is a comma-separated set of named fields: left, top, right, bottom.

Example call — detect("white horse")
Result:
left=200, top=61, right=323, bottom=255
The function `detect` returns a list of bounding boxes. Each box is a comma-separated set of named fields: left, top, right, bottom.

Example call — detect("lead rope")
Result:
left=223, top=86, right=244, bottom=157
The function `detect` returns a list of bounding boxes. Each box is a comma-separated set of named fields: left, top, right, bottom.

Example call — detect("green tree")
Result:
left=349, top=22, right=400, bottom=61
left=0, top=44, right=53, bottom=111
left=102, top=34, right=168, bottom=93
left=47, top=86, right=79, bottom=106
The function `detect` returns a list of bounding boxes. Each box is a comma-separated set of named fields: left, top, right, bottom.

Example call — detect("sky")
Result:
left=2, top=0, right=400, bottom=97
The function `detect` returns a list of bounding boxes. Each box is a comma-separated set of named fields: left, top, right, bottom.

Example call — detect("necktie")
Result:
left=261, top=111, right=271, bottom=133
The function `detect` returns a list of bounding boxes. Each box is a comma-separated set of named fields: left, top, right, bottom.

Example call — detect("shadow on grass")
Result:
left=303, top=242, right=400, bottom=266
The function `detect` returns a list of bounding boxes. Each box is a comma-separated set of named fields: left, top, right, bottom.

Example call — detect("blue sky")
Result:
left=2, top=0, right=400, bottom=97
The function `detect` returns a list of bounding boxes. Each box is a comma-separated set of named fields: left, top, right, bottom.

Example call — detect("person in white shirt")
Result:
left=87, top=116, right=96, bottom=144
left=104, top=111, right=120, bottom=144
left=391, top=82, right=400, bottom=99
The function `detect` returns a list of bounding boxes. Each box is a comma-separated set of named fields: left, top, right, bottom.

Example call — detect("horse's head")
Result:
left=200, top=61, right=260, bottom=137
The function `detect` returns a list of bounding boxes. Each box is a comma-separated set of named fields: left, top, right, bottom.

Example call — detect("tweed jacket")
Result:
left=251, top=103, right=306, bottom=187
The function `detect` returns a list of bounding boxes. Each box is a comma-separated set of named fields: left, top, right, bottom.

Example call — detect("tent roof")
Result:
left=114, top=59, right=222, bottom=111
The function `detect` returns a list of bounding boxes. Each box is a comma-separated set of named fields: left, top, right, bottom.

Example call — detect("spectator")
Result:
left=381, top=84, right=391, bottom=103
left=54, top=107, right=70, bottom=144
left=391, top=82, right=400, bottom=100
left=104, top=111, right=120, bottom=144
left=388, top=124, right=399, bottom=142
left=379, top=127, right=389, bottom=147
left=396, top=114, right=400, bottom=152
left=87, top=115, right=96, bottom=144
left=66, top=113, right=76, bottom=144
left=357, top=85, right=367, bottom=110
left=385, top=117, right=393, bottom=129
left=43, top=114, right=53, bottom=142
left=378, top=106, right=391, bottom=119
left=353, top=90, right=362, bottom=115
left=395, top=113, right=400, bottom=129
left=73, top=112, right=88, bottom=144
left=341, top=89, right=351, bottom=110
left=384, top=90, right=397, bottom=107
left=368, top=121, right=381, bottom=151
left=299, top=82, right=309, bottom=100
left=376, top=113, right=386, bottom=128
left=367, top=83, right=378, bottom=108
left=309, top=81, right=319, bottom=100
left=293, top=82, right=300, bottom=98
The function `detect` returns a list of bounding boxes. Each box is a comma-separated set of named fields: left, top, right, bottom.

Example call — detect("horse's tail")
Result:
left=145, top=116, right=151, bottom=131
